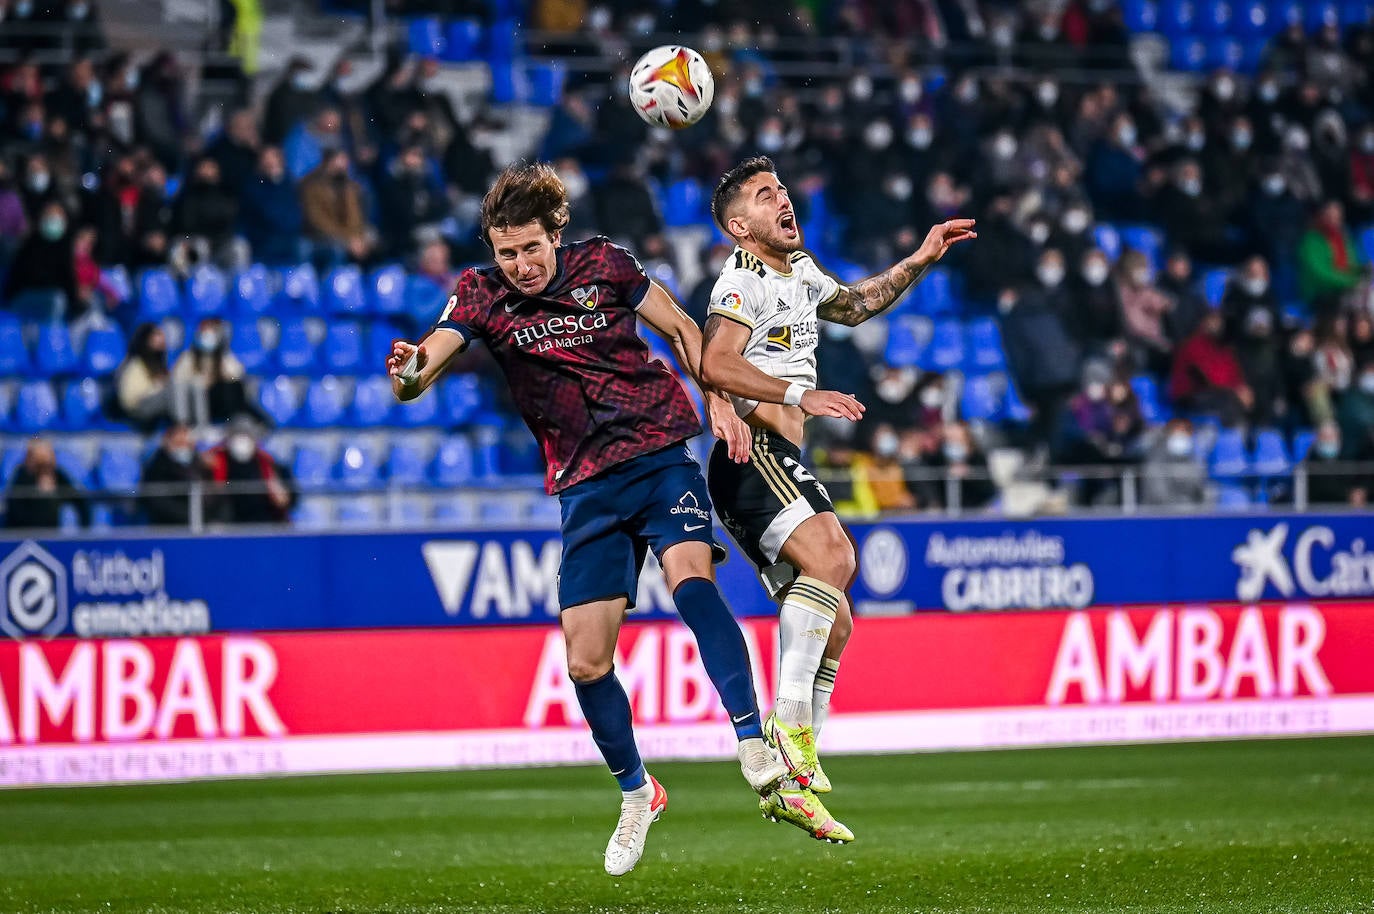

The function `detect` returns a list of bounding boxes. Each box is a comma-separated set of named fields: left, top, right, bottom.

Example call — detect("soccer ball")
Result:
left=628, top=45, right=715, bottom=129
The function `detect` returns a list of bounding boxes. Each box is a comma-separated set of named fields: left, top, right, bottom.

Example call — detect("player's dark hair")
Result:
left=710, top=155, right=776, bottom=236
left=480, top=161, right=570, bottom=246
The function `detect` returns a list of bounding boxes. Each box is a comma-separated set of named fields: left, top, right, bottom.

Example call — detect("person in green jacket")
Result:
left=1297, top=200, right=1370, bottom=313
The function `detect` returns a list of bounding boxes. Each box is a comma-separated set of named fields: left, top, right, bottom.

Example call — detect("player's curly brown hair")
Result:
left=480, top=162, right=571, bottom=245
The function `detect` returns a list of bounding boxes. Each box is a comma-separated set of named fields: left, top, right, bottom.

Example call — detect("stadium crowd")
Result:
left=2, top=0, right=1374, bottom=528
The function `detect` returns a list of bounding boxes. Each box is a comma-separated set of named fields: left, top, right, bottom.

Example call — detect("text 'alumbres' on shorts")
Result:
left=708, top=428, right=836, bottom=597
left=557, top=444, right=724, bottom=610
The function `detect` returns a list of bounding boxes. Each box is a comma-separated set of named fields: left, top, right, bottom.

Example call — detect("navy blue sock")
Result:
left=573, top=668, right=646, bottom=791
left=672, top=577, right=764, bottom=740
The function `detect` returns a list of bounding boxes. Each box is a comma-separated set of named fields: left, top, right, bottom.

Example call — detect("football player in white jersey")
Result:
left=700, top=156, right=975, bottom=840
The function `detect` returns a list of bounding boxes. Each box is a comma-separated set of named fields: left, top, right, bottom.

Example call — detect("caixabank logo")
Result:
left=0, top=541, right=68, bottom=640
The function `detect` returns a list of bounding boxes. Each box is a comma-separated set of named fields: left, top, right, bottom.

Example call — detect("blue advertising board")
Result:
left=0, top=513, right=1370, bottom=639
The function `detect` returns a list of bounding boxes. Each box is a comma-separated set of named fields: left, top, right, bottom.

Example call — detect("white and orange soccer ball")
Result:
left=628, top=45, right=715, bottom=129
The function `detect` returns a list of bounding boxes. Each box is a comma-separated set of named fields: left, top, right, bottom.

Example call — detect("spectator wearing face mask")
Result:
left=853, top=422, right=917, bottom=512
left=592, top=162, right=663, bottom=251
left=1313, top=313, right=1355, bottom=399
left=999, top=283, right=1083, bottom=451
left=1304, top=422, right=1368, bottom=507
left=964, top=195, right=1034, bottom=304
left=1203, top=115, right=1257, bottom=217
left=116, top=322, right=188, bottom=429
left=1155, top=159, right=1236, bottom=264
left=1246, top=167, right=1306, bottom=292
left=172, top=317, right=256, bottom=425
left=1064, top=364, right=1144, bottom=500
left=1351, top=315, right=1374, bottom=368
left=1141, top=419, right=1209, bottom=508
left=1170, top=310, right=1253, bottom=427
left=1338, top=360, right=1374, bottom=461
left=1158, top=248, right=1208, bottom=343
left=1051, top=202, right=1094, bottom=265
left=5, top=438, right=90, bottom=529
left=1066, top=247, right=1123, bottom=351
left=239, top=146, right=306, bottom=265
left=1349, top=125, right=1374, bottom=225
left=1298, top=200, right=1370, bottom=314
left=1222, top=256, right=1282, bottom=425
left=3, top=200, right=75, bottom=322
left=1114, top=249, right=1174, bottom=376
left=380, top=143, right=448, bottom=258
left=1086, top=112, right=1145, bottom=221
left=140, top=423, right=222, bottom=526
left=1280, top=328, right=1327, bottom=429
left=172, top=156, right=243, bottom=270
left=264, top=57, right=319, bottom=145
left=1031, top=245, right=1072, bottom=313
left=284, top=107, right=345, bottom=183
left=300, top=149, right=377, bottom=267
left=1276, top=125, right=1324, bottom=204
left=206, top=416, right=297, bottom=524
left=917, top=421, right=996, bottom=512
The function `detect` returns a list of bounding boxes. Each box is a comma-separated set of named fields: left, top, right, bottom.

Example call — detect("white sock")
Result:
left=812, top=658, right=840, bottom=745
left=623, top=779, right=654, bottom=802
left=775, top=577, right=840, bottom=728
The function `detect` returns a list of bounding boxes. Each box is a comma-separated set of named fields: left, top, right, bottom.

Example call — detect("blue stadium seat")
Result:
left=922, top=320, right=965, bottom=372
left=1159, top=0, right=1197, bottom=34
left=258, top=375, right=303, bottom=426
left=34, top=323, right=79, bottom=376
left=337, top=496, right=384, bottom=528
left=83, top=325, right=126, bottom=377
left=405, top=275, right=446, bottom=324
left=89, top=502, right=115, bottom=531
left=186, top=265, right=229, bottom=318
left=499, top=429, right=542, bottom=476
left=303, top=376, right=349, bottom=427
left=1251, top=428, right=1291, bottom=476
left=1233, top=0, right=1269, bottom=31
left=434, top=434, right=475, bottom=486
left=337, top=442, right=382, bottom=490
left=915, top=268, right=955, bottom=316
left=1342, top=0, right=1373, bottom=26
left=0, top=439, right=23, bottom=480
left=472, top=423, right=502, bottom=480
left=52, top=441, right=93, bottom=487
left=1170, top=36, right=1209, bottom=71
left=101, top=265, right=133, bottom=305
left=486, top=17, right=519, bottom=70
left=351, top=375, right=394, bottom=426
left=16, top=381, right=60, bottom=431
left=275, top=318, right=318, bottom=373
left=366, top=321, right=404, bottom=372
left=1217, top=484, right=1253, bottom=510
left=138, top=268, right=181, bottom=321
left=1093, top=224, right=1122, bottom=261
left=1269, top=0, right=1301, bottom=28
left=292, top=496, right=334, bottom=528
left=433, top=494, right=478, bottom=525
left=1130, top=375, right=1171, bottom=424
left=1004, top=383, right=1033, bottom=423
left=1123, top=0, right=1159, bottom=30
left=1292, top=428, right=1316, bottom=461
left=1120, top=225, right=1165, bottom=270
left=390, top=495, right=428, bottom=527
left=230, top=320, right=270, bottom=373
left=0, top=314, right=30, bottom=375
left=1205, top=36, right=1244, bottom=70
left=95, top=441, right=141, bottom=490
left=322, top=322, right=365, bottom=374
left=1210, top=428, right=1250, bottom=478
left=440, top=374, right=483, bottom=426
left=965, top=318, right=1006, bottom=371
left=276, top=263, right=321, bottom=311
left=325, top=265, right=368, bottom=315
left=387, top=439, right=431, bottom=486
left=1360, top=226, right=1374, bottom=265
left=1304, top=0, right=1339, bottom=29
left=62, top=378, right=106, bottom=430
left=525, top=62, right=567, bottom=108
left=1237, top=35, right=1266, bottom=72
left=407, top=16, right=445, bottom=56
left=883, top=316, right=929, bottom=367
left=0, top=381, right=16, bottom=430
left=443, top=18, right=482, bottom=61
left=1197, top=0, right=1233, bottom=33
left=961, top=374, right=1003, bottom=423
left=233, top=264, right=274, bottom=316
left=1202, top=268, right=1230, bottom=307
left=292, top=439, right=336, bottom=491
left=663, top=178, right=708, bottom=228
left=397, top=385, right=440, bottom=427
left=369, top=265, right=408, bottom=316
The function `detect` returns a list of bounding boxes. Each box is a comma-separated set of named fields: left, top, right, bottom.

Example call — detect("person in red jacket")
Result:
left=1169, top=309, right=1253, bottom=427
left=204, top=415, right=296, bottom=524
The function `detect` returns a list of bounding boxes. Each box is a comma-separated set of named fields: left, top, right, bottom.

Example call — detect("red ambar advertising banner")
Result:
left=2, top=603, right=1373, bottom=786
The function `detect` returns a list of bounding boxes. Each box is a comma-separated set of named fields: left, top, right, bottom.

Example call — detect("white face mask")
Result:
left=1185, top=131, right=1205, bottom=151
left=849, top=75, right=873, bottom=102
left=27, top=171, right=50, bottom=193
left=1117, top=124, right=1137, bottom=146
left=1179, top=178, right=1202, bottom=197
left=1262, top=174, right=1286, bottom=196
left=920, top=386, right=944, bottom=409
left=1286, top=128, right=1309, bottom=151
left=874, top=432, right=899, bottom=458
left=1131, top=267, right=1153, bottom=287
left=1360, top=373, right=1374, bottom=395
left=992, top=134, right=1017, bottom=159
left=1213, top=78, right=1236, bottom=101
left=1232, top=130, right=1252, bottom=150
left=943, top=442, right=969, bottom=463
left=1166, top=433, right=1193, bottom=457
left=885, top=176, right=913, bottom=200
left=1242, top=275, right=1269, bottom=297
left=1361, top=133, right=1374, bottom=154
left=907, top=127, right=933, bottom=149
left=1083, top=262, right=1109, bottom=286
left=1028, top=223, right=1050, bottom=245
left=863, top=121, right=893, bottom=150
left=1258, top=82, right=1279, bottom=103
left=559, top=170, right=588, bottom=200
left=1062, top=209, right=1090, bottom=234
left=1037, top=264, right=1065, bottom=288
left=899, top=80, right=921, bottom=104
left=1037, top=82, right=1058, bottom=106
left=228, top=435, right=256, bottom=463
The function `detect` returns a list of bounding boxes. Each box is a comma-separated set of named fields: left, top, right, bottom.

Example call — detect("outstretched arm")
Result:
left=637, top=281, right=752, bottom=463
left=818, top=218, right=977, bottom=325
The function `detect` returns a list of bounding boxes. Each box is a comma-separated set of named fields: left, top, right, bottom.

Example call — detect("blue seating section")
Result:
left=1136, top=0, right=1334, bottom=72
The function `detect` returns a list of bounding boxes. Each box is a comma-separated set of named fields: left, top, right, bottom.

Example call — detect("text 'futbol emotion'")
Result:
left=628, top=45, right=716, bottom=129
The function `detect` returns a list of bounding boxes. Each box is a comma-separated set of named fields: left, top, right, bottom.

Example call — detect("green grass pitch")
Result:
left=2, top=736, right=1372, bottom=913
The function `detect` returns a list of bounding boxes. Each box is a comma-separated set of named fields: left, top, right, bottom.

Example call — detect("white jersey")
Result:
left=707, top=247, right=842, bottom=417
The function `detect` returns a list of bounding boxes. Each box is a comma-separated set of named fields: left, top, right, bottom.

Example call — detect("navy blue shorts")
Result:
left=557, top=444, right=723, bottom=610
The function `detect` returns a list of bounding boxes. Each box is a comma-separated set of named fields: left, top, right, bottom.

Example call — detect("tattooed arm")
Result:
left=817, top=218, right=978, bottom=325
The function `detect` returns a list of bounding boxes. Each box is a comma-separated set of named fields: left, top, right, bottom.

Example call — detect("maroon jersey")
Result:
left=431, top=236, right=703, bottom=494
